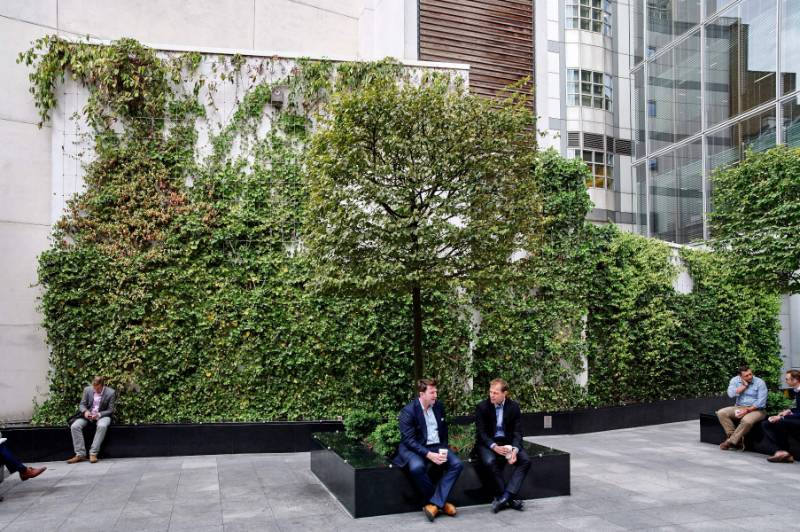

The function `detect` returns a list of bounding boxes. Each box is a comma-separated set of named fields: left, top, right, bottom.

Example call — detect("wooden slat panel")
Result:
left=419, top=0, right=534, bottom=105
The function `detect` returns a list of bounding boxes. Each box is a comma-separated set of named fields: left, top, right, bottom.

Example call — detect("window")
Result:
left=647, top=99, right=657, bottom=117
left=571, top=148, right=614, bottom=189
left=565, top=0, right=611, bottom=35
left=567, top=69, right=612, bottom=110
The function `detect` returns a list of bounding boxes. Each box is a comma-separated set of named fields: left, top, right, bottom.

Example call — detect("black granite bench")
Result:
left=311, top=432, right=570, bottom=518
left=699, top=412, right=800, bottom=458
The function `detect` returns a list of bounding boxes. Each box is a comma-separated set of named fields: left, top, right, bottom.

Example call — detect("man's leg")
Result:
left=477, top=445, right=505, bottom=496
left=70, top=418, right=88, bottom=457
left=764, top=417, right=800, bottom=458
left=730, top=410, right=766, bottom=446
left=89, top=417, right=111, bottom=457
left=429, top=452, right=463, bottom=509
left=716, top=406, right=739, bottom=440
left=0, top=444, right=26, bottom=475
left=406, top=453, right=435, bottom=503
left=505, top=448, right=532, bottom=497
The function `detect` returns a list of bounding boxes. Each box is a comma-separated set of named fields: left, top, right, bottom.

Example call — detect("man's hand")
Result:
left=83, top=411, right=91, bottom=419
left=426, top=451, right=446, bottom=465
left=508, top=449, right=518, bottom=465
left=735, top=383, right=749, bottom=394
left=769, top=415, right=781, bottom=423
left=734, top=408, right=749, bottom=419
left=780, top=409, right=792, bottom=417
left=493, top=445, right=510, bottom=457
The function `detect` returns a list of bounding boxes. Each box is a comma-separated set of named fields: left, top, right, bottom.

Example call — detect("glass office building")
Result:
left=632, top=0, right=800, bottom=243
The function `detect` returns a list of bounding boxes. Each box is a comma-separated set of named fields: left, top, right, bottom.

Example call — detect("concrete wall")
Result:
left=0, top=0, right=410, bottom=422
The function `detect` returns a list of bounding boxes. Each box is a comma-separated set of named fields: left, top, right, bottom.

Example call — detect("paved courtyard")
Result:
left=0, top=420, right=798, bottom=531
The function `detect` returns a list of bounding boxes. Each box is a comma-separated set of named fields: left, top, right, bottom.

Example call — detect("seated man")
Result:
left=762, top=369, right=800, bottom=463
left=68, top=376, right=116, bottom=464
left=393, top=378, right=463, bottom=522
left=716, top=364, right=766, bottom=450
left=475, top=378, right=531, bottom=513
left=0, top=438, right=47, bottom=485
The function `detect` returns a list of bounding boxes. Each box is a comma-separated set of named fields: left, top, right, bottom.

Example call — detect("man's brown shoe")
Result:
left=767, top=451, right=795, bottom=463
left=89, top=454, right=98, bottom=463
left=442, top=502, right=457, bottom=516
left=19, top=466, right=46, bottom=481
left=66, top=455, right=86, bottom=464
left=423, top=504, right=439, bottom=521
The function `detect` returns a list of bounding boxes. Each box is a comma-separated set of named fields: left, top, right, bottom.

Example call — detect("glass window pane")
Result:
left=568, top=82, right=579, bottom=93
left=581, top=18, right=590, bottom=30
left=593, top=72, right=603, bottom=84
left=674, top=30, right=702, bottom=141
left=675, top=139, right=704, bottom=243
left=583, top=150, right=593, bottom=161
left=593, top=83, right=603, bottom=95
left=582, top=95, right=593, bottom=106
left=650, top=151, right=677, bottom=242
left=595, top=151, right=604, bottom=163
left=633, top=0, right=644, bottom=64
left=594, top=96, right=604, bottom=108
left=782, top=0, right=800, bottom=95
left=582, top=82, right=592, bottom=94
left=592, top=20, right=602, bottom=32
left=567, top=94, right=579, bottom=106
left=741, top=107, right=776, bottom=153
left=704, top=4, right=738, bottom=128
left=782, top=96, right=800, bottom=148
left=673, top=0, right=700, bottom=37
left=568, top=69, right=579, bottom=81
left=581, top=70, right=592, bottom=81
left=648, top=0, right=673, bottom=54
left=634, top=68, right=646, bottom=158
left=706, top=0, right=736, bottom=18
left=635, top=164, right=647, bottom=234
left=739, top=0, right=776, bottom=113
left=648, top=50, right=675, bottom=152
left=580, top=6, right=590, bottom=17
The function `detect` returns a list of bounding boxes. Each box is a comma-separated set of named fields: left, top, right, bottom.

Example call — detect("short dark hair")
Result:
left=92, top=376, right=105, bottom=386
left=417, top=378, right=437, bottom=394
left=490, top=378, right=509, bottom=393
left=786, top=369, right=800, bottom=381
left=738, top=365, right=751, bottom=375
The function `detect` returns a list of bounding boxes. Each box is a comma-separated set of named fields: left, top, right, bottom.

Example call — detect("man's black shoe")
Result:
left=491, top=495, right=510, bottom=513
left=508, top=499, right=524, bottom=511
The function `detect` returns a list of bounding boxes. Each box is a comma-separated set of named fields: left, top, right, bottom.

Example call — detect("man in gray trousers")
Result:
left=67, top=376, right=116, bottom=464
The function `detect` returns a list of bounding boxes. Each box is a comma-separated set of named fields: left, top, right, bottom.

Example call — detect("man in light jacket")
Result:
left=67, top=376, right=116, bottom=464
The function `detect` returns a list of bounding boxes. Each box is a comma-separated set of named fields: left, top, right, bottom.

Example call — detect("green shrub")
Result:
left=767, top=391, right=795, bottom=416
left=365, top=419, right=401, bottom=458
left=343, top=409, right=381, bottom=442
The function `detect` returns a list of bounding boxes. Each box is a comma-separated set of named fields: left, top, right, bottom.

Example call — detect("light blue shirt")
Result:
left=420, top=400, right=440, bottom=445
left=494, top=402, right=506, bottom=439
left=727, top=375, right=767, bottom=409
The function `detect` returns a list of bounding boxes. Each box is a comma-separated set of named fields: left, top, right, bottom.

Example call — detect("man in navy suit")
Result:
left=762, top=369, right=800, bottom=463
left=394, top=378, right=463, bottom=522
left=475, top=378, right=531, bottom=512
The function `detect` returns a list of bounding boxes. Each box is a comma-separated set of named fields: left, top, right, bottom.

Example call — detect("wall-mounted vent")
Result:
left=615, top=139, right=633, bottom=156
left=567, top=131, right=581, bottom=147
left=584, top=132, right=605, bottom=150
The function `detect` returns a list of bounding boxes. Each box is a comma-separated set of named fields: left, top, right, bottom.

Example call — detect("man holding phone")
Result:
left=67, top=376, right=116, bottom=464
left=394, top=378, right=463, bottom=522
left=717, top=365, right=767, bottom=450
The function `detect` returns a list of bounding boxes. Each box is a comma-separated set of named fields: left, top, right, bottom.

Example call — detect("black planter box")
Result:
left=699, top=412, right=800, bottom=458
left=310, top=432, right=570, bottom=518
left=0, top=420, right=341, bottom=463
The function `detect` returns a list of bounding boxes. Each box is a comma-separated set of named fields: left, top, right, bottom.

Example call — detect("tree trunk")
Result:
left=412, top=282, right=423, bottom=381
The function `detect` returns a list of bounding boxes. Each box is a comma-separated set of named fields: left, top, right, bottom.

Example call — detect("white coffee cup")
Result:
left=439, top=448, right=448, bottom=458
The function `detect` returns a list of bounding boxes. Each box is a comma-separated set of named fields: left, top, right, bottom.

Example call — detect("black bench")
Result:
left=699, top=412, right=800, bottom=458
left=311, top=432, right=570, bottom=518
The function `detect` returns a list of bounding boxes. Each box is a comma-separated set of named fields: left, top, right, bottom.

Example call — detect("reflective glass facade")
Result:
left=632, top=0, right=800, bottom=243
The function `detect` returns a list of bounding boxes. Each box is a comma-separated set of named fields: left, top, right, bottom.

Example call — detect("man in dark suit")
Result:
left=762, top=369, right=800, bottom=463
left=475, top=378, right=531, bottom=513
left=393, top=378, right=463, bottom=522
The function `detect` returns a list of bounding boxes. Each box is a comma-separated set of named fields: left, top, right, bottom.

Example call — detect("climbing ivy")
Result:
left=19, top=37, right=783, bottom=424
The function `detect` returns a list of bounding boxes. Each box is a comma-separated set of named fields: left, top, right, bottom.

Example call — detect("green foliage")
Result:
left=586, top=228, right=782, bottom=405
left=343, top=409, right=381, bottom=441
left=766, top=391, right=794, bottom=416
left=448, top=423, right=475, bottom=457
left=710, top=145, right=800, bottom=294
left=365, top=418, right=401, bottom=458
left=21, top=36, right=784, bottom=426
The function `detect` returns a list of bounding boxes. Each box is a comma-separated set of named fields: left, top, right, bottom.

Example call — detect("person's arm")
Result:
left=475, top=403, right=496, bottom=450
left=509, top=403, right=523, bottom=451
left=726, top=377, right=739, bottom=399
left=754, top=380, right=767, bottom=410
left=78, top=388, right=90, bottom=413
left=99, top=390, right=116, bottom=419
left=398, top=407, right=430, bottom=459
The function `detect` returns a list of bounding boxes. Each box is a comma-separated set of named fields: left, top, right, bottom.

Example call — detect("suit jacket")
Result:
left=393, top=398, right=449, bottom=467
left=475, top=398, right=523, bottom=450
left=79, top=386, right=116, bottom=420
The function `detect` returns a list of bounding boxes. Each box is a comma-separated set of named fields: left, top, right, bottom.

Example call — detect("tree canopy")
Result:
left=303, top=74, right=542, bottom=378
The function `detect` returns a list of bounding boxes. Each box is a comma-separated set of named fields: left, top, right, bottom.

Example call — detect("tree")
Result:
left=304, top=74, right=541, bottom=380
left=710, top=145, right=800, bottom=294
